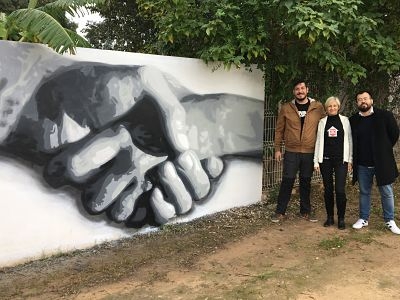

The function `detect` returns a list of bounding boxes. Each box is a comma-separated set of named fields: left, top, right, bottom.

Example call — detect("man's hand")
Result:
left=275, top=150, right=282, bottom=162
left=347, top=163, right=353, bottom=173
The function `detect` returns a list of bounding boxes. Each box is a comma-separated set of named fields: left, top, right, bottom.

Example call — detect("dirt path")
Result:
left=75, top=220, right=400, bottom=300
left=1, top=182, right=400, bottom=299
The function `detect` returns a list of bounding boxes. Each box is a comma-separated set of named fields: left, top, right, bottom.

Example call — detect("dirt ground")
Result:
left=1, top=180, right=400, bottom=300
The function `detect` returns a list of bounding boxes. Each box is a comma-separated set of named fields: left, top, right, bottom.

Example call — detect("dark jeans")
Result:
left=319, top=158, right=348, bottom=218
left=276, top=151, right=314, bottom=215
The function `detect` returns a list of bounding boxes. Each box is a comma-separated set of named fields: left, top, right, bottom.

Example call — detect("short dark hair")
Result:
left=355, top=90, right=373, bottom=100
left=293, top=79, right=307, bottom=89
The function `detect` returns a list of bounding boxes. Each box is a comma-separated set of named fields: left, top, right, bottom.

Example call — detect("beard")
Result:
left=358, top=103, right=372, bottom=112
left=295, top=94, right=307, bottom=102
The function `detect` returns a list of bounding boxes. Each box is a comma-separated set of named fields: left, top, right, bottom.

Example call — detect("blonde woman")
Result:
left=314, top=97, right=352, bottom=229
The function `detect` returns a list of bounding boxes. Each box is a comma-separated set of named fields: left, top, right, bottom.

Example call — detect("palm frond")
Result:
left=39, top=0, right=107, bottom=18
left=65, top=28, right=91, bottom=48
left=28, top=0, right=38, bottom=9
left=8, top=8, right=75, bottom=54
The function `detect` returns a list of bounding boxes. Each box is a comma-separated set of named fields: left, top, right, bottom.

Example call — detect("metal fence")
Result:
left=262, top=110, right=400, bottom=191
left=262, top=110, right=280, bottom=190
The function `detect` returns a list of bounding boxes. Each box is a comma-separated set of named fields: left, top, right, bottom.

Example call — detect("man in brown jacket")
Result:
left=272, top=80, right=325, bottom=223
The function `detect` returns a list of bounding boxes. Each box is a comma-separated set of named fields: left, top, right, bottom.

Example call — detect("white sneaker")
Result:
left=385, top=220, right=400, bottom=235
left=352, top=219, right=369, bottom=229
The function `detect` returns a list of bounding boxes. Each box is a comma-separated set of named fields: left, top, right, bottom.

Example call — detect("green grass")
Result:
left=256, top=271, right=277, bottom=280
left=318, top=236, right=346, bottom=250
left=348, top=230, right=376, bottom=244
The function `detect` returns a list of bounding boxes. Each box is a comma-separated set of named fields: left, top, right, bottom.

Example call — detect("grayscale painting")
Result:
left=0, top=41, right=264, bottom=267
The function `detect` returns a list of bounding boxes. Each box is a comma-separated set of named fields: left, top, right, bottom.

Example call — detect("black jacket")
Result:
left=350, top=107, right=399, bottom=186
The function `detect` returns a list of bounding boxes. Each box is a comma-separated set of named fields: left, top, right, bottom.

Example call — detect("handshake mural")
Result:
left=0, top=42, right=263, bottom=228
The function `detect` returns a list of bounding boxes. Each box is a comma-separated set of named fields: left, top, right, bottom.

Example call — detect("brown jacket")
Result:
left=274, top=98, right=325, bottom=153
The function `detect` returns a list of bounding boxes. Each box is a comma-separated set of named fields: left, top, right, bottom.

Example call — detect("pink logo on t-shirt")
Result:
left=327, top=126, right=338, bottom=137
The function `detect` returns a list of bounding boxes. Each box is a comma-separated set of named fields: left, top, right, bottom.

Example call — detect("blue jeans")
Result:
left=358, top=165, right=395, bottom=221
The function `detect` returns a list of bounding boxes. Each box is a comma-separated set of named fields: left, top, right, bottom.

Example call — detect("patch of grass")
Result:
left=256, top=271, right=276, bottom=280
left=348, top=230, right=376, bottom=244
left=374, top=222, right=389, bottom=233
left=318, top=236, right=346, bottom=250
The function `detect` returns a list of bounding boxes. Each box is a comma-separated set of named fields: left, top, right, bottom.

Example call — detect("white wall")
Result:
left=0, top=41, right=264, bottom=268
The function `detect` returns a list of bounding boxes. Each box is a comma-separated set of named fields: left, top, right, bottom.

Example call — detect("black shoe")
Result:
left=323, top=216, right=334, bottom=227
left=338, top=218, right=346, bottom=230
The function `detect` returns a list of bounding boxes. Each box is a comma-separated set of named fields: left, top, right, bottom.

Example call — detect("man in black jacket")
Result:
left=350, top=90, right=400, bottom=234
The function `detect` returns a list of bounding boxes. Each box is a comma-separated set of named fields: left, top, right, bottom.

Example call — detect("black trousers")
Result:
left=319, top=158, right=348, bottom=218
left=276, top=151, right=314, bottom=215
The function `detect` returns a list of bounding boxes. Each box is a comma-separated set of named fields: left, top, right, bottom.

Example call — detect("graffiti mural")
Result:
left=0, top=41, right=264, bottom=267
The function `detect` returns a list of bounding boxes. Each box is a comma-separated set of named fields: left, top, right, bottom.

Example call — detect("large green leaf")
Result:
left=8, top=8, right=76, bottom=53
left=39, top=0, right=107, bottom=17
left=65, top=27, right=91, bottom=48
left=3, top=0, right=107, bottom=54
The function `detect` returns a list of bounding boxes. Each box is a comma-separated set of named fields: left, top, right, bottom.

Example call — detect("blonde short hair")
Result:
left=324, top=96, right=341, bottom=109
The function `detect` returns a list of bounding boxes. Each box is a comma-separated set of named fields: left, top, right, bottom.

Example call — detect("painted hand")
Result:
left=44, top=123, right=224, bottom=226
left=3, top=62, right=262, bottom=227
left=2, top=63, right=223, bottom=227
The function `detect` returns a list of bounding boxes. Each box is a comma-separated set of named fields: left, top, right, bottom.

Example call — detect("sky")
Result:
left=71, top=12, right=102, bottom=36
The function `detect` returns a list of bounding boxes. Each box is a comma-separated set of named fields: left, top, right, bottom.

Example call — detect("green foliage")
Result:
left=135, top=0, right=400, bottom=110
left=138, top=0, right=269, bottom=66
left=84, top=0, right=157, bottom=53
left=0, top=0, right=106, bottom=54
left=0, top=1, right=28, bottom=14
